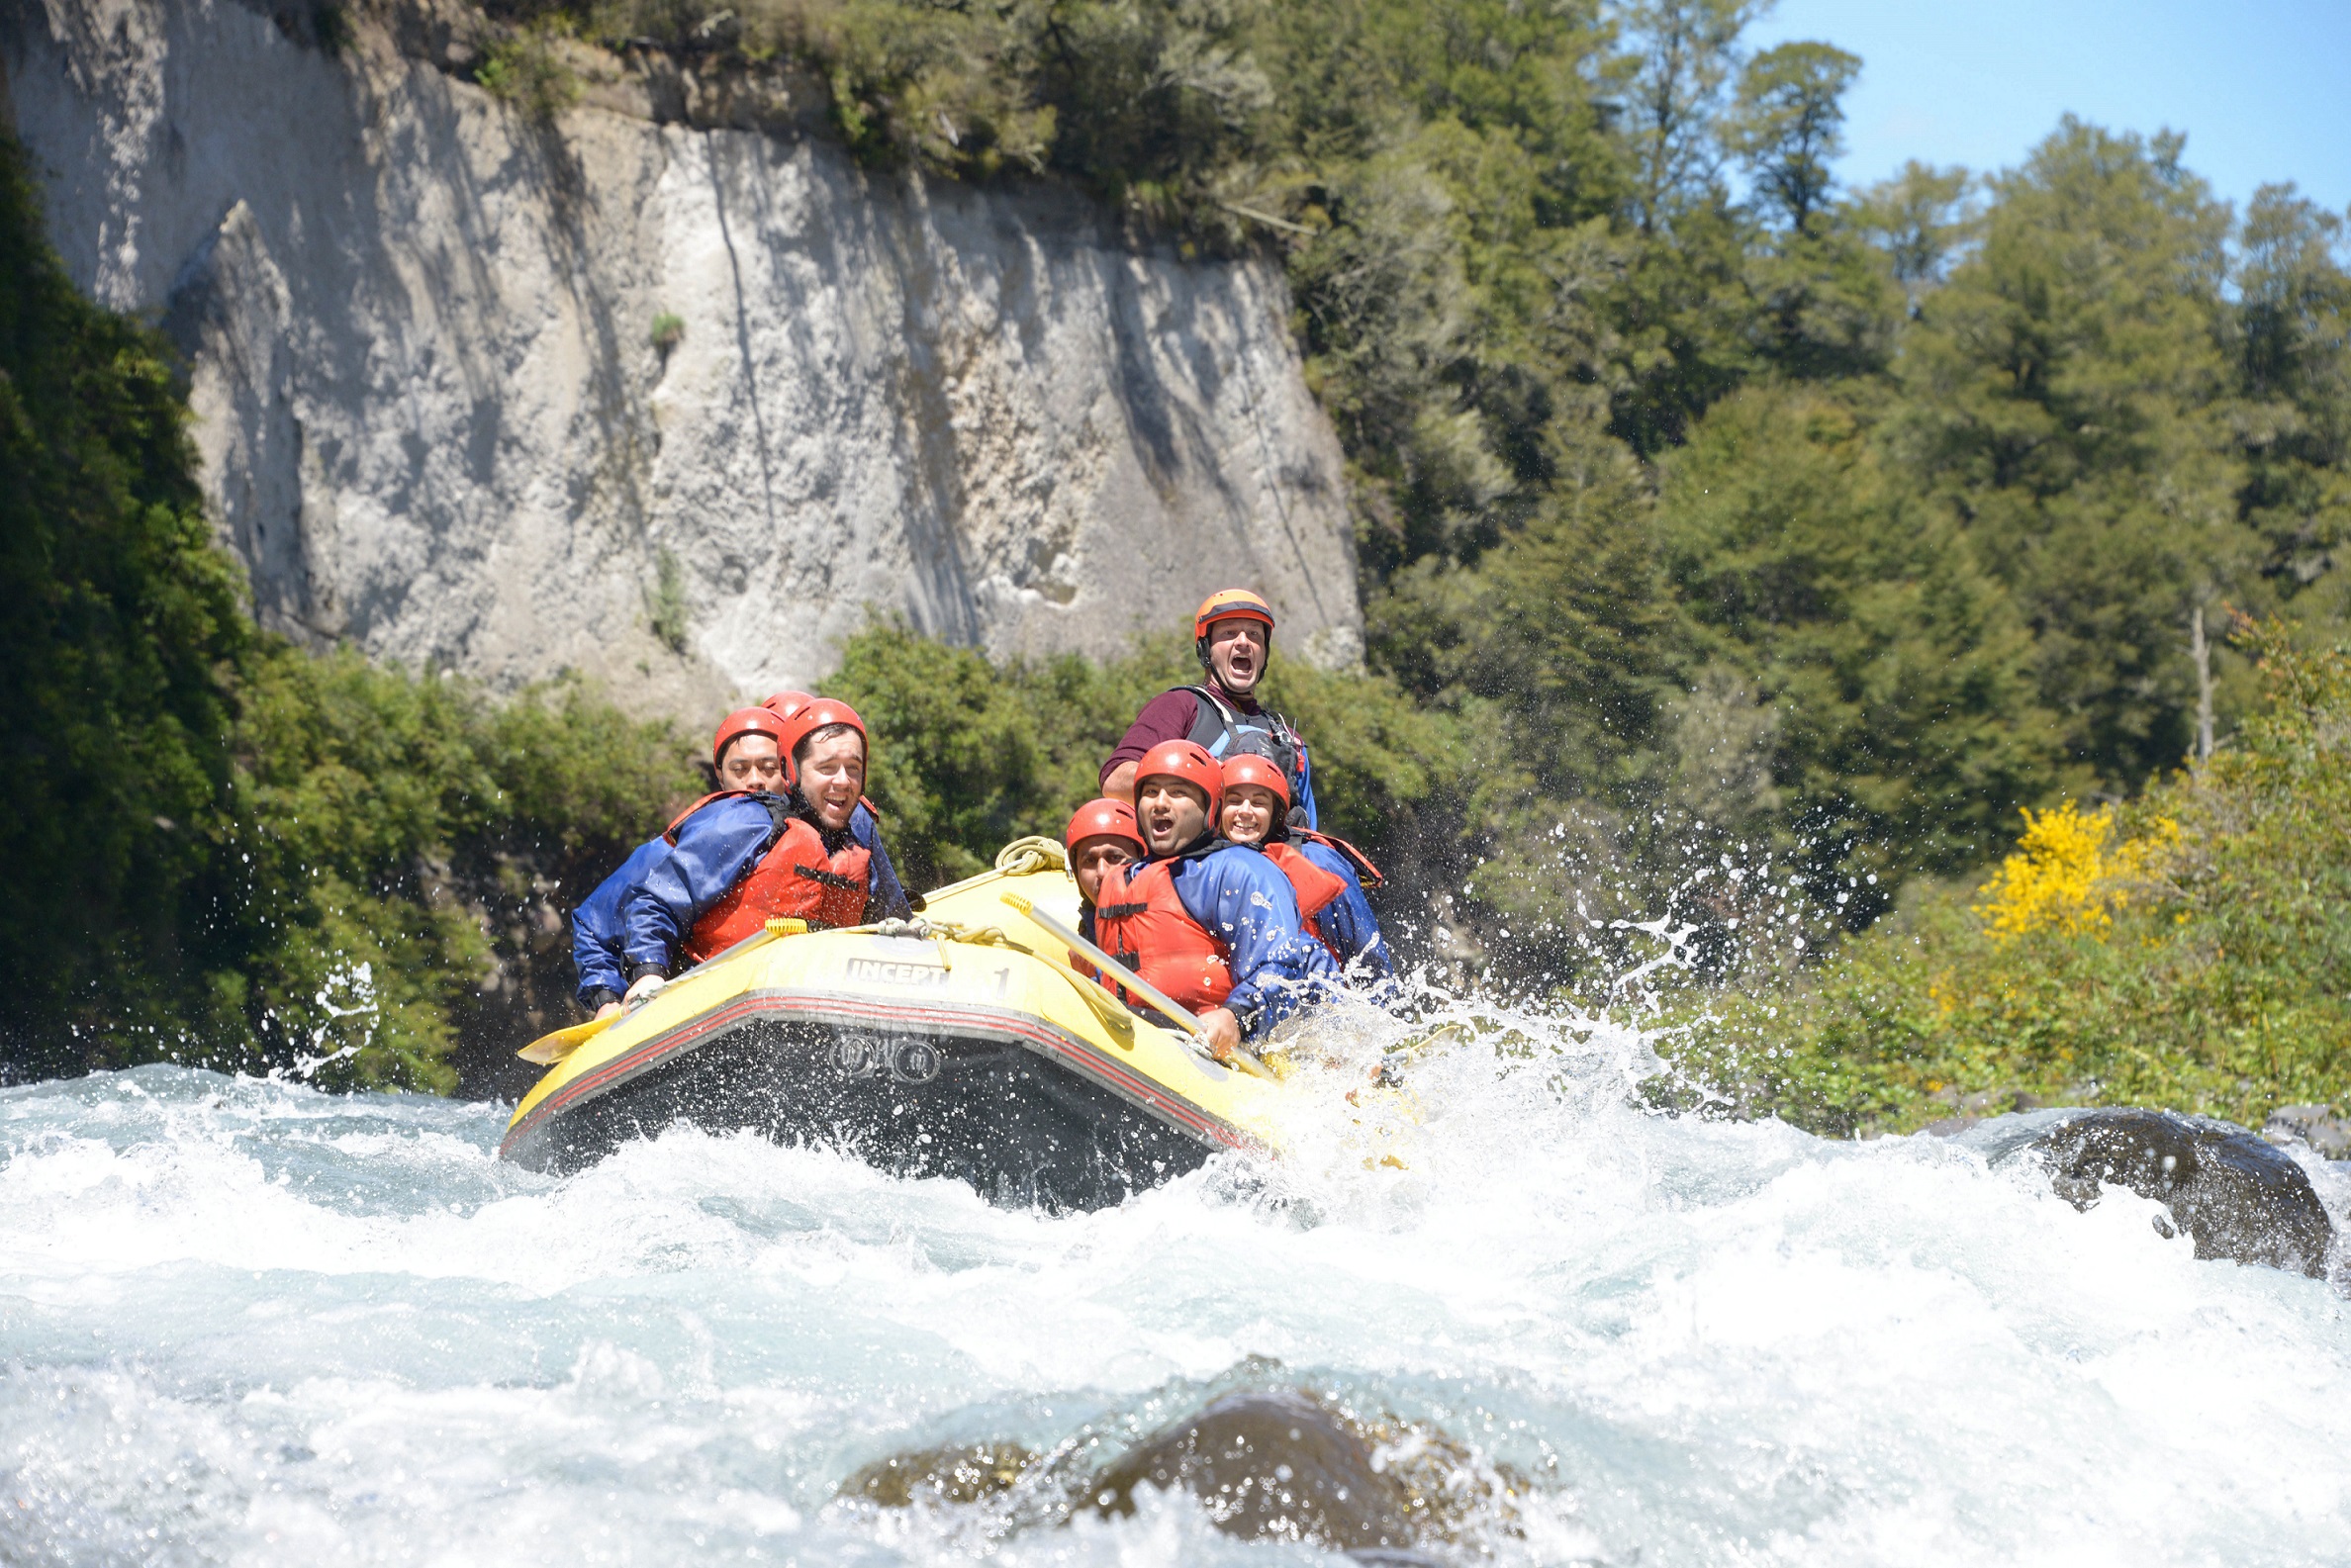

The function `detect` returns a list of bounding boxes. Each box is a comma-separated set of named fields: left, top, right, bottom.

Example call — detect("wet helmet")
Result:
left=780, top=697, right=869, bottom=786
left=1192, top=587, right=1276, bottom=650
left=1133, top=739, right=1223, bottom=825
left=1219, top=752, right=1291, bottom=809
left=711, top=706, right=790, bottom=770
left=762, top=690, right=814, bottom=719
left=1064, top=797, right=1146, bottom=859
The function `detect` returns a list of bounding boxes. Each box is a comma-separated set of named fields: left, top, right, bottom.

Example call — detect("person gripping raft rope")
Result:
left=1100, top=589, right=1319, bottom=829
left=1216, top=753, right=1395, bottom=991
left=1087, top=740, right=1340, bottom=1060
left=613, top=699, right=910, bottom=1007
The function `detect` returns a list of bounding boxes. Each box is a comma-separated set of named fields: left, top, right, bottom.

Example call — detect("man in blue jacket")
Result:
left=571, top=701, right=906, bottom=1015
left=1089, top=740, right=1340, bottom=1059
left=619, top=699, right=909, bottom=1005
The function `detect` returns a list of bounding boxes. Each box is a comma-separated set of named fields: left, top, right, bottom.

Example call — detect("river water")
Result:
left=4, top=1012, right=2349, bottom=1566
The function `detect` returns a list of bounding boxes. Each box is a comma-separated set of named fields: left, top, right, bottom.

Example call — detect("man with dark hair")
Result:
left=1087, top=740, right=1339, bottom=1059
left=573, top=701, right=907, bottom=1015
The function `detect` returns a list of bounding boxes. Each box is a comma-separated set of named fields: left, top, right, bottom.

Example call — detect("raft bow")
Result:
left=500, top=838, right=1290, bottom=1209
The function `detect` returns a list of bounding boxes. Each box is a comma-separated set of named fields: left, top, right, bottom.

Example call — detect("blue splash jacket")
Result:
left=570, top=836, right=671, bottom=1006
left=1162, top=842, right=1343, bottom=1040
left=576, top=798, right=907, bottom=998
left=1296, top=838, right=1395, bottom=985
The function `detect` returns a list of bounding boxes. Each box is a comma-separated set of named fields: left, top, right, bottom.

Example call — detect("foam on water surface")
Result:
left=3, top=1020, right=2349, bottom=1567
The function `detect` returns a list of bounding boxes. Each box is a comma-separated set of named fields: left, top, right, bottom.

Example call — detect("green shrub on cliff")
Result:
left=0, top=130, right=248, bottom=1048
left=1657, top=621, right=2351, bottom=1136
left=189, top=652, right=698, bottom=1091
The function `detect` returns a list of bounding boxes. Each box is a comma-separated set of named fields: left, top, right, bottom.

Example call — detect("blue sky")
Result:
left=1744, top=0, right=2351, bottom=216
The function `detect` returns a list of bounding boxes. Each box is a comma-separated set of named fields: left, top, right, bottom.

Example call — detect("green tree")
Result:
left=1895, top=120, right=2244, bottom=785
left=1657, top=387, right=2071, bottom=906
left=2233, top=184, right=2351, bottom=625
left=0, top=132, right=248, bottom=1048
left=1848, top=159, right=1975, bottom=304
left=1726, top=41, right=1859, bottom=234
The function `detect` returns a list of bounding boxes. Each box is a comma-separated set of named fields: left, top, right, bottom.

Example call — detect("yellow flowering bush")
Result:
left=1655, top=622, right=2348, bottom=1136
left=1971, top=801, right=2179, bottom=938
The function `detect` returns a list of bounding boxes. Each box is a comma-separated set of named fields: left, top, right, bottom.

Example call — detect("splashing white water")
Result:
left=3, top=1008, right=2348, bottom=1566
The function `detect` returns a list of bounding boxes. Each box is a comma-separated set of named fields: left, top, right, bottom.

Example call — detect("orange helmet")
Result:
left=763, top=690, right=814, bottom=719
left=780, top=697, right=869, bottom=785
left=1064, top=797, right=1146, bottom=858
left=1219, top=752, right=1291, bottom=809
left=1133, top=739, right=1223, bottom=825
left=711, top=706, right=791, bottom=769
left=1192, top=588, right=1276, bottom=643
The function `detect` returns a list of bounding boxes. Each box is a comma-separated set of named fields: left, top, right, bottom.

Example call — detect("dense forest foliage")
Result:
left=6, top=0, right=2347, bottom=1121
left=1657, top=621, right=2351, bottom=1135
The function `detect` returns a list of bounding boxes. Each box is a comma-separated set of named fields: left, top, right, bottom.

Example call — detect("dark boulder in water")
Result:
left=1088, top=1389, right=1416, bottom=1550
left=1989, top=1109, right=2335, bottom=1277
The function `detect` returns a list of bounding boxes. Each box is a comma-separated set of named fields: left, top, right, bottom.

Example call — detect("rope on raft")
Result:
left=991, top=835, right=1068, bottom=875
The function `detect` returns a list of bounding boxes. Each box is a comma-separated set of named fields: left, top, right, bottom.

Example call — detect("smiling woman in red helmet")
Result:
left=1218, top=754, right=1395, bottom=988
left=1099, top=589, right=1319, bottom=831
left=1086, top=739, right=1340, bottom=1060
left=611, top=700, right=912, bottom=1006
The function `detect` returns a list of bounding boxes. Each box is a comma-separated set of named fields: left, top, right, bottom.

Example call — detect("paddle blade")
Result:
left=517, top=1014, right=615, bottom=1064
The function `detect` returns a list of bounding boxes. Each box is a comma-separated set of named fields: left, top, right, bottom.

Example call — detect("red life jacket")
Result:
left=1260, top=841, right=1349, bottom=959
left=1090, top=859, right=1234, bottom=1012
left=1294, top=828, right=1382, bottom=889
left=666, top=791, right=871, bottom=964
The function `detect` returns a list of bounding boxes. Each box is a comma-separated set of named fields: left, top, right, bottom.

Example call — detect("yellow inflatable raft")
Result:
left=499, top=840, right=1292, bottom=1209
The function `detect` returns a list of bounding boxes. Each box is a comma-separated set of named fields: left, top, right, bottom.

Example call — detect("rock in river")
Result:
left=1981, top=1108, right=2336, bottom=1277
left=1089, top=1389, right=1417, bottom=1551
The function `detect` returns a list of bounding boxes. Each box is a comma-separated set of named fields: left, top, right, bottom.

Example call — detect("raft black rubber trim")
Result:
left=497, top=987, right=1262, bottom=1162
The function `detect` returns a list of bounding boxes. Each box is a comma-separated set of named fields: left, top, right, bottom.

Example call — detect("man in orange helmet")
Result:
left=1100, top=588, right=1320, bottom=830
left=570, top=701, right=907, bottom=1017
left=617, top=700, right=912, bottom=1006
left=1065, top=797, right=1146, bottom=916
left=1088, top=740, right=1339, bottom=1059
left=1061, top=797, right=1145, bottom=989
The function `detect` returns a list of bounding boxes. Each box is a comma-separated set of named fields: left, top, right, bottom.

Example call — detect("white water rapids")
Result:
left=4, top=1007, right=2350, bottom=1566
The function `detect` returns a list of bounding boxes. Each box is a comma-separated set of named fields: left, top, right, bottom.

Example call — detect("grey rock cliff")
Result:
left=4, top=0, right=1361, bottom=718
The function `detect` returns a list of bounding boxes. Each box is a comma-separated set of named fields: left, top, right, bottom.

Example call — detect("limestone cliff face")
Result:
left=4, top=0, right=1361, bottom=717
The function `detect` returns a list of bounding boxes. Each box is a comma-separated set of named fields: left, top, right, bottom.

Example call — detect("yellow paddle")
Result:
left=998, top=893, right=1278, bottom=1082
left=516, top=1012, right=618, bottom=1065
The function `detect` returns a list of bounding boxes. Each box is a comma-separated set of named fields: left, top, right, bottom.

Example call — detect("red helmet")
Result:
left=1219, top=752, right=1291, bottom=809
left=1192, top=588, right=1276, bottom=643
left=780, top=697, right=869, bottom=785
left=763, top=690, right=814, bottom=719
left=711, top=706, right=790, bottom=769
left=1064, top=797, right=1146, bottom=858
left=1133, top=739, right=1223, bottom=825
